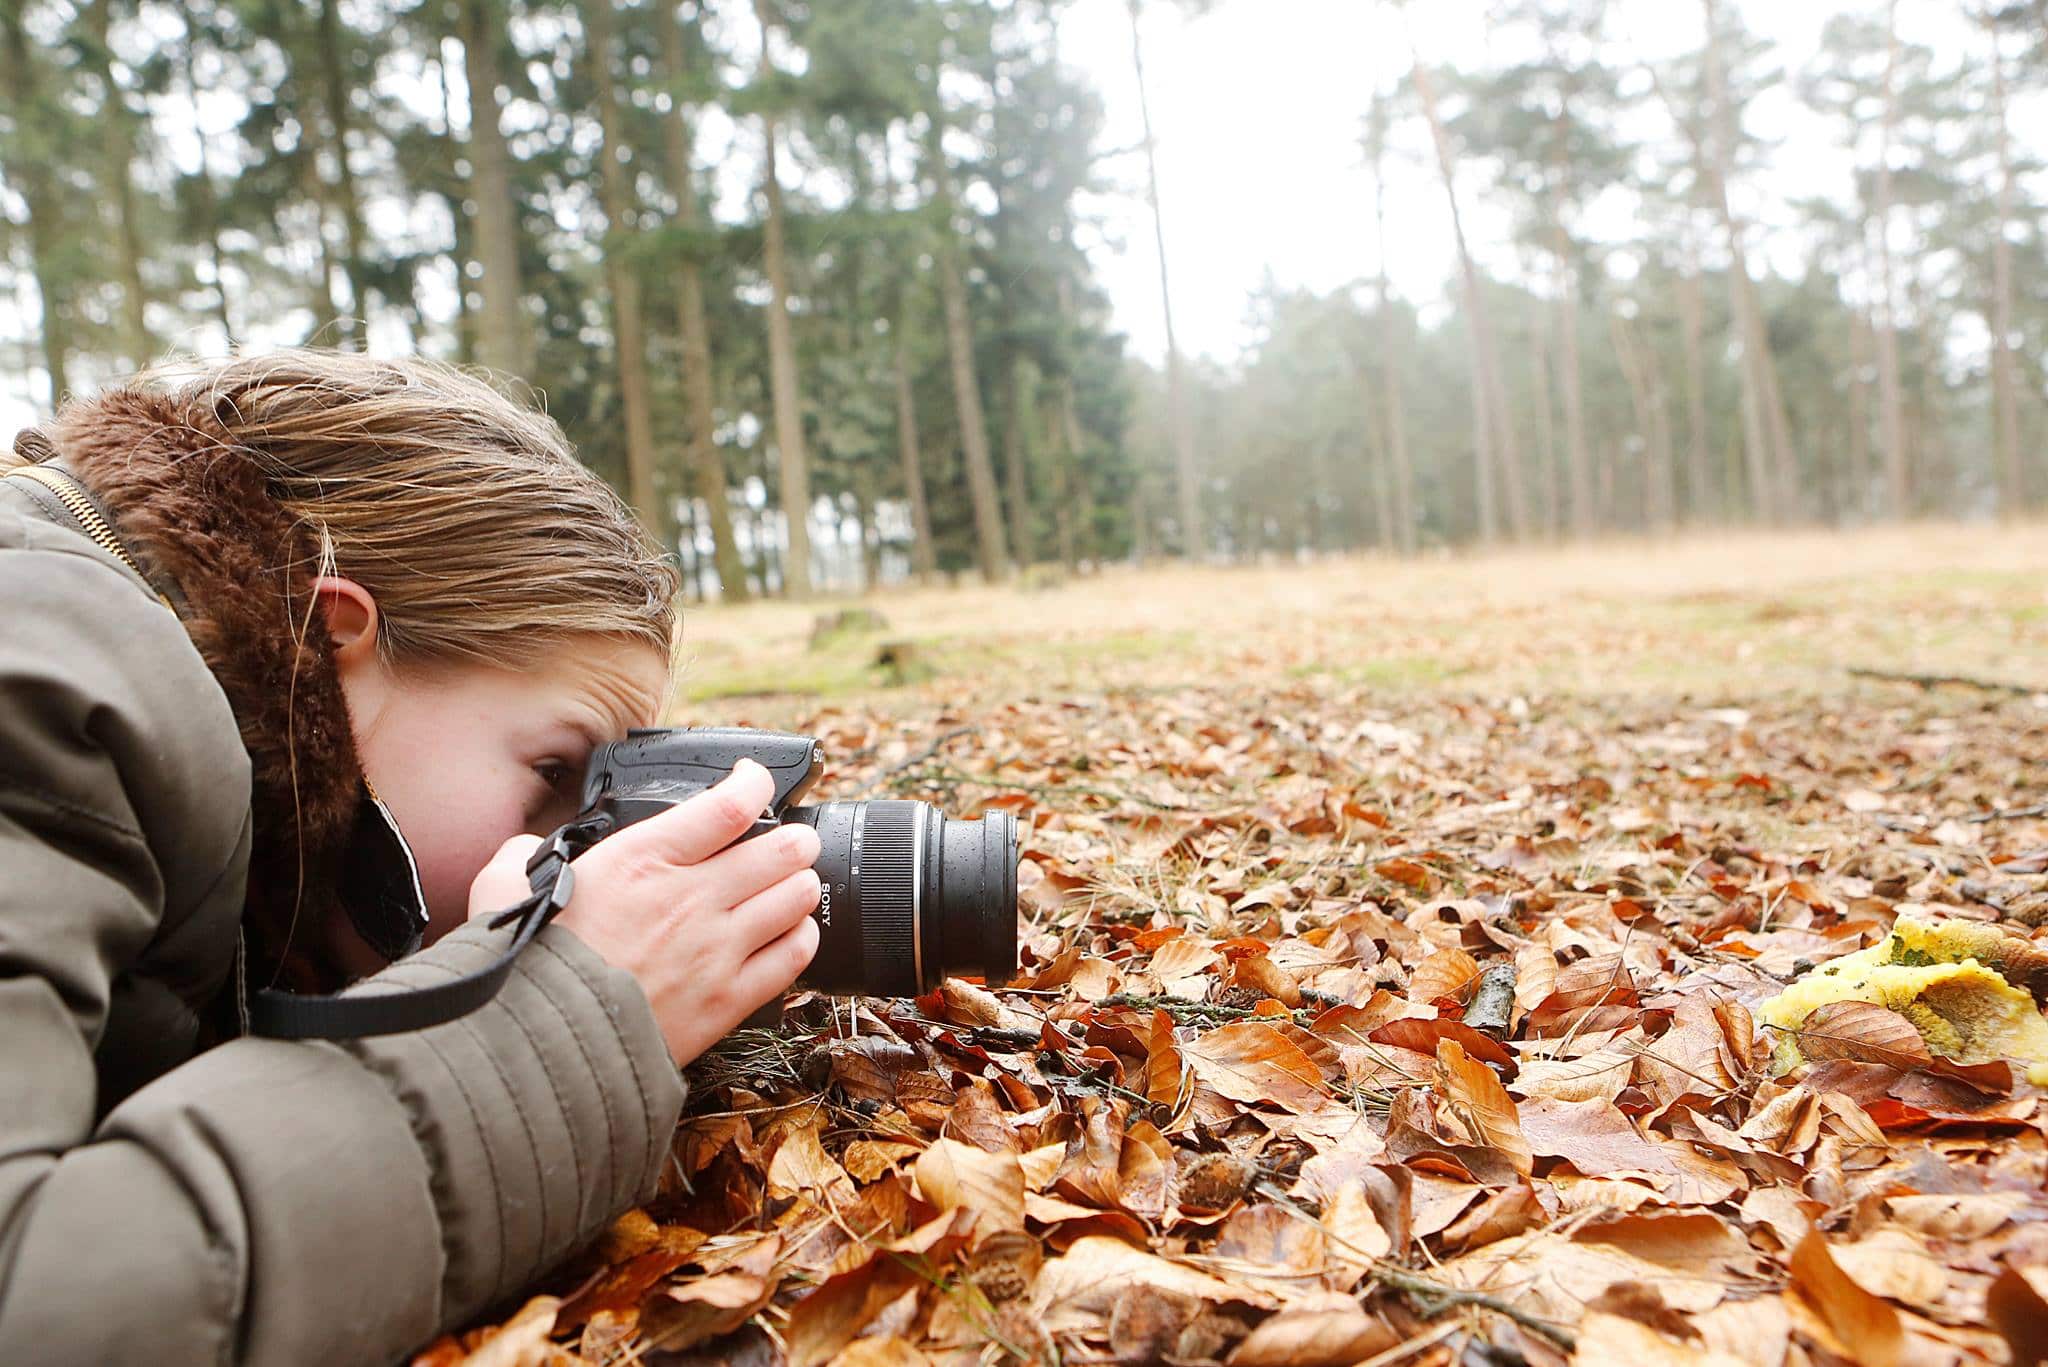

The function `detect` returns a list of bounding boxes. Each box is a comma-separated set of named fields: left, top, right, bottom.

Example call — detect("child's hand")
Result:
left=466, top=758, right=821, bottom=1065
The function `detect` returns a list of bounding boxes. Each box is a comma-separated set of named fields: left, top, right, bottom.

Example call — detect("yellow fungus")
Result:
left=1758, top=916, right=2048, bottom=1086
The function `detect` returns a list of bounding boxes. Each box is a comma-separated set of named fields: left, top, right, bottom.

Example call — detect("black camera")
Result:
left=577, top=727, right=1019, bottom=996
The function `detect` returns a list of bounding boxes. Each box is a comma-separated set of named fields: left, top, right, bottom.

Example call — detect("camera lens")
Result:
left=782, top=800, right=1018, bottom=996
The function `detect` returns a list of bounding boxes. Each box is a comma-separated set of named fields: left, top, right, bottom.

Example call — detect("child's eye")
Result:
left=533, top=762, right=571, bottom=791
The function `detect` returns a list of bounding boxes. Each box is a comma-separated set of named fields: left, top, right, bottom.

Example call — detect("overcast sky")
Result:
left=1055, top=0, right=1997, bottom=368
left=1, top=0, right=2022, bottom=434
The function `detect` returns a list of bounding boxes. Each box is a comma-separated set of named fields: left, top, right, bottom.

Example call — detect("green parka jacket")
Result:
left=0, top=390, right=685, bottom=1364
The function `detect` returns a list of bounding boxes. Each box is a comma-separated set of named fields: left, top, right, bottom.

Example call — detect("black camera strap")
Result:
left=248, top=813, right=613, bottom=1040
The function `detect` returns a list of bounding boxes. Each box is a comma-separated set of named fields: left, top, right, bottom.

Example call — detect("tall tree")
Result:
left=1411, top=57, right=1525, bottom=540
left=1982, top=8, right=2023, bottom=512
left=80, top=0, right=151, bottom=367
left=582, top=0, right=663, bottom=536
left=752, top=0, right=814, bottom=595
left=1127, top=0, right=1202, bottom=558
left=1, top=6, right=76, bottom=407
left=1363, top=69, right=1416, bottom=554
left=459, top=0, right=527, bottom=376
left=1692, top=0, right=1798, bottom=520
left=925, top=111, right=1010, bottom=581
left=314, top=0, right=374, bottom=347
left=657, top=5, right=749, bottom=600
left=1871, top=0, right=1909, bottom=517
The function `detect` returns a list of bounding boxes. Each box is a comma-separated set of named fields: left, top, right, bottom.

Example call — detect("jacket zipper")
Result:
left=6, top=463, right=175, bottom=610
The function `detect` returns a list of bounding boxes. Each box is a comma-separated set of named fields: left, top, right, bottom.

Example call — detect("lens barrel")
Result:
left=783, top=799, right=1018, bottom=996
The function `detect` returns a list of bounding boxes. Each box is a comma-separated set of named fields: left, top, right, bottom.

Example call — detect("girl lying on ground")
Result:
left=0, top=349, right=819, bottom=1363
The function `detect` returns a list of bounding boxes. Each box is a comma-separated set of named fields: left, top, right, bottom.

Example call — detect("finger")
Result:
left=727, top=866, right=823, bottom=955
left=689, top=820, right=821, bottom=910
left=735, top=909, right=821, bottom=998
left=469, top=833, right=545, bottom=919
left=603, top=757, right=774, bottom=870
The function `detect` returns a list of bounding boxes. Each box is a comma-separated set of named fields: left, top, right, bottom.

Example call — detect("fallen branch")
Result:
left=1849, top=667, right=2037, bottom=696
left=1464, top=962, right=1517, bottom=1038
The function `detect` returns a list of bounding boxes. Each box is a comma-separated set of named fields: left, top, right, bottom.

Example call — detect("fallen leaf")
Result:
left=912, top=1137, right=1025, bottom=1235
left=1225, top=1308, right=1398, bottom=1366
left=1184, top=1021, right=1331, bottom=1112
left=1787, top=1231, right=1903, bottom=1367
left=1433, top=1040, right=1533, bottom=1176
left=1791, top=1002, right=1932, bottom=1069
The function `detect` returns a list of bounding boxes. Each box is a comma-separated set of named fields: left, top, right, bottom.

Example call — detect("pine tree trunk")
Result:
left=659, top=6, right=749, bottom=600
left=316, top=0, right=372, bottom=347
left=433, top=53, right=477, bottom=366
left=1550, top=231, right=1591, bottom=539
left=1003, top=354, right=1034, bottom=566
left=754, top=3, right=813, bottom=594
left=925, top=118, right=1009, bottom=582
left=1127, top=0, right=1202, bottom=559
left=1984, top=13, right=2023, bottom=513
left=1611, top=311, right=1676, bottom=530
left=83, top=0, right=150, bottom=367
left=1057, top=376, right=1095, bottom=567
left=1368, top=113, right=1418, bottom=556
left=1701, top=0, right=1797, bottom=523
left=1053, top=274, right=1094, bottom=570
left=1847, top=304, right=1873, bottom=518
left=2, top=11, right=71, bottom=408
left=1869, top=0, right=1910, bottom=519
left=891, top=300, right=939, bottom=585
left=179, top=16, right=235, bottom=343
left=1531, top=326, right=1559, bottom=537
left=585, top=0, right=664, bottom=540
left=1412, top=59, right=1519, bottom=541
left=461, top=0, right=527, bottom=376
left=1674, top=254, right=1712, bottom=521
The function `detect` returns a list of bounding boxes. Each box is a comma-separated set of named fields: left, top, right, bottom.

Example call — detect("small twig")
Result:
left=1098, top=992, right=1317, bottom=1025
left=888, top=761, right=1217, bottom=812
left=853, top=726, right=976, bottom=795
left=1966, top=803, right=2048, bottom=824
left=1849, top=667, right=2036, bottom=696
left=1251, top=1181, right=1578, bottom=1352
left=1368, top=1264, right=1578, bottom=1352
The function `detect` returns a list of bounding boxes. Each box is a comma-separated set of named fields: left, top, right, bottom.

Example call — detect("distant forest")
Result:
left=2, top=0, right=2044, bottom=596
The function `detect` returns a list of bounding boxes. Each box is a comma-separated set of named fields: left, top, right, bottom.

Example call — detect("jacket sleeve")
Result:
left=0, top=536, right=685, bottom=1365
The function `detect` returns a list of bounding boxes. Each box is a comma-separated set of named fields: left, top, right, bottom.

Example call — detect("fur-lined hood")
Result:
left=13, top=387, right=422, bottom=995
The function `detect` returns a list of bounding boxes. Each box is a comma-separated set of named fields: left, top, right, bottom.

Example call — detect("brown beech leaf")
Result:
left=1051, top=1095, right=1125, bottom=1208
left=1032, top=1234, right=1277, bottom=1334
left=912, top=1137, right=1025, bottom=1235
left=640, top=1237, right=782, bottom=1357
left=1987, top=1264, right=2048, bottom=1366
left=1408, top=946, right=1483, bottom=1006
left=1568, top=1310, right=1752, bottom=1365
left=1787, top=1231, right=1904, bottom=1367
left=1369, top=1016, right=1518, bottom=1076
left=782, top=1254, right=926, bottom=1367
left=1433, top=1040, right=1532, bottom=1176
left=1183, top=1021, right=1331, bottom=1112
left=1375, top=857, right=1436, bottom=893
left=1224, top=1308, right=1398, bottom=1367
left=1791, top=1002, right=1933, bottom=1069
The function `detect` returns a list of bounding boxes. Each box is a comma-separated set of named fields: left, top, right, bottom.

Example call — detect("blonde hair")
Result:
left=54, top=348, right=681, bottom=675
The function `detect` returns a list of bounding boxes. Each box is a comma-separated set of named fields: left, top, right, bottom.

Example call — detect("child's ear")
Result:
left=310, top=575, right=381, bottom=665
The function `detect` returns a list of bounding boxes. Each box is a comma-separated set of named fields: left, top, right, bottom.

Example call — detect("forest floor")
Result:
left=424, top=522, right=2048, bottom=1367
